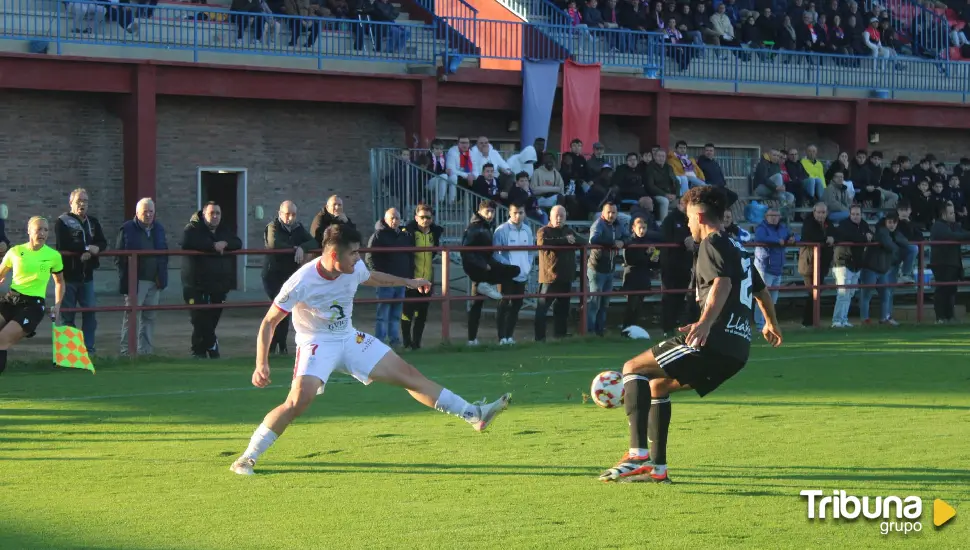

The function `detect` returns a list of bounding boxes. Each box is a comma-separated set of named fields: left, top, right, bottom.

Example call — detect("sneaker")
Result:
left=476, top=282, right=503, bottom=300
left=467, top=339, right=479, bottom=347
left=598, top=452, right=654, bottom=482
left=898, top=275, right=915, bottom=284
left=843, top=321, right=855, bottom=328
left=499, top=338, right=515, bottom=346
left=229, top=457, right=256, bottom=476
left=469, top=393, right=512, bottom=432
left=830, top=321, right=845, bottom=329
left=880, top=318, right=899, bottom=326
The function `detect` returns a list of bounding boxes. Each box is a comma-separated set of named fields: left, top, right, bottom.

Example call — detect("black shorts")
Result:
left=648, top=334, right=746, bottom=397
left=0, top=291, right=47, bottom=336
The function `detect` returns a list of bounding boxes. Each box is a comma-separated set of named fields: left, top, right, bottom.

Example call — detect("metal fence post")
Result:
left=916, top=242, right=925, bottom=324
left=812, top=243, right=821, bottom=327
left=440, top=247, right=450, bottom=343
left=578, top=245, right=588, bottom=336
left=126, top=251, right=140, bottom=358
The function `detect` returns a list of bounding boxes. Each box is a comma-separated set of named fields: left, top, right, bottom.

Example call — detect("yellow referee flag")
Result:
left=51, top=324, right=95, bottom=374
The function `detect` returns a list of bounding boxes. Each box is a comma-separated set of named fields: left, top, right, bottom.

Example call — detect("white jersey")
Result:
left=273, top=259, right=371, bottom=342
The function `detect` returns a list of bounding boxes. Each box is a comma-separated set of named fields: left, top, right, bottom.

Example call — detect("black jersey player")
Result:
left=599, top=186, right=783, bottom=484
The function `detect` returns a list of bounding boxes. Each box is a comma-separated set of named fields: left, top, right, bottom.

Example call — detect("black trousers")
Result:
left=184, top=288, right=227, bottom=356
left=660, top=269, right=691, bottom=334
left=262, top=274, right=289, bottom=350
left=933, top=265, right=962, bottom=321
left=497, top=281, right=526, bottom=340
left=623, top=292, right=647, bottom=328
left=534, top=280, right=572, bottom=341
left=401, top=288, right=430, bottom=349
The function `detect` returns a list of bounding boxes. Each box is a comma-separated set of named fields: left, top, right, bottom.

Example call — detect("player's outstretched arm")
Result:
left=680, top=277, right=732, bottom=348
left=363, top=271, right=431, bottom=294
left=253, top=306, right=288, bottom=388
left=753, top=287, right=783, bottom=347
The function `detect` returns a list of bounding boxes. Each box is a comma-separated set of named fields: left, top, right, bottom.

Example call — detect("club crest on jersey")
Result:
left=278, top=292, right=290, bottom=304
left=355, top=332, right=365, bottom=344
left=327, top=301, right=348, bottom=331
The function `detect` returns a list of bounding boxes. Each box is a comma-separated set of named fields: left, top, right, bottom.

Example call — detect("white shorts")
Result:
left=292, top=331, right=391, bottom=394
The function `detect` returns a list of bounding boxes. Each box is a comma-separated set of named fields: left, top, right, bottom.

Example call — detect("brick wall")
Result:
left=870, top=126, right=970, bottom=162
left=0, top=90, right=123, bottom=243
left=155, top=97, right=403, bottom=263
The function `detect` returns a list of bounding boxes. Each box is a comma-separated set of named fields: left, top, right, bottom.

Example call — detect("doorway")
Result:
left=197, top=168, right=248, bottom=291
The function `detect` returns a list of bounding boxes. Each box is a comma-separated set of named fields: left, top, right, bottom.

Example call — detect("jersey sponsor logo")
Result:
left=278, top=292, right=290, bottom=304
left=724, top=312, right=752, bottom=341
left=326, top=301, right=348, bottom=332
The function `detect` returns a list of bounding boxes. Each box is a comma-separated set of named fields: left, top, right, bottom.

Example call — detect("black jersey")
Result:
left=693, top=232, right=765, bottom=362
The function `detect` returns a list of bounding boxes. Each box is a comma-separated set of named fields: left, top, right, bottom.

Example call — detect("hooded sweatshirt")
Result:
left=507, top=146, right=538, bottom=178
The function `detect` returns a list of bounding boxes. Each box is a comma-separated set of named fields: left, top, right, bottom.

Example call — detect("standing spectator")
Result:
left=55, top=188, right=107, bottom=354
left=534, top=206, right=577, bottom=342
left=492, top=204, right=535, bottom=345
left=798, top=202, right=835, bottom=327
left=753, top=208, right=796, bottom=330
left=645, top=149, right=679, bottom=220
left=860, top=213, right=906, bottom=326
left=587, top=203, right=629, bottom=336
left=310, top=195, right=355, bottom=249
left=822, top=171, right=852, bottom=222
left=181, top=201, right=242, bottom=358
left=562, top=139, right=589, bottom=184
left=461, top=201, right=517, bottom=345
left=831, top=205, right=871, bottom=328
left=929, top=203, right=970, bottom=324
left=400, top=204, right=443, bottom=350
left=622, top=215, right=660, bottom=330
left=116, top=197, right=168, bottom=356
left=659, top=199, right=693, bottom=337
left=365, top=208, right=411, bottom=347
left=261, top=200, right=315, bottom=355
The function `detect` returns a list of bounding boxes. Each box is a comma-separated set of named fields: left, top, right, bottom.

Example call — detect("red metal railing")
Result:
left=56, top=239, right=969, bottom=357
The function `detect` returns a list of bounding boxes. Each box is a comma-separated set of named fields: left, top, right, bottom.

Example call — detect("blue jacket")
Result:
left=116, top=219, right=169, bottom=294
left=588, top=216, right=630, bottom=274
left=754, top=220, right=795, bottom=277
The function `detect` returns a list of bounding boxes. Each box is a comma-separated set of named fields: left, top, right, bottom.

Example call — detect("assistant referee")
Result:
left=0, top=216, right=66, bottom=375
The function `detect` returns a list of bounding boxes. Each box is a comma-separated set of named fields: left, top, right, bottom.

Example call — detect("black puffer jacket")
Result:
left=262, top=218, right=317, bottom=281
left=863, top=224, right=905, bottom=274
left=365, top=219, right=412, bottom=278
left=180, top=210, right=243, bottom=293
left=660, top=208, right=692, bottom=275
left=460, top=212, right=496, bottom=282
left=832, top=218, right=871, bottom=271
left=310, top=210, right=355, bottom=248
left=54, top=212, right=108, bottom=283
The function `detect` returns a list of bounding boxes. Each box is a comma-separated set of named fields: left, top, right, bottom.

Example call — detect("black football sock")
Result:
left=648, top=395, right=672, bottom=465
left=623, top=374, right=651, bottom=455
left=0, top=349, right=7, bottom=376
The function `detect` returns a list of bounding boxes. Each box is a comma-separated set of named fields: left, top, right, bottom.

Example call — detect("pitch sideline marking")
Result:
left=0, top=348, right=950, bottom=404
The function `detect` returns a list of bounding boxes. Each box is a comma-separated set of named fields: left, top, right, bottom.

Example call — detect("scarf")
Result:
left=678, top=154, right=694, bottom=172
left=460, top=150, right=472, bottom=173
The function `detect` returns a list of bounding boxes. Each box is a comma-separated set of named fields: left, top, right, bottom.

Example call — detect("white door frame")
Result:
left=196, top=167, right=248, bottom=291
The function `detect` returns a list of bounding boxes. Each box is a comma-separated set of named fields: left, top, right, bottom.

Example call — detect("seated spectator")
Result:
left=930, top=180, right=950, bottom=217
left=611, top=153, right=647, bottom=206
left=822, top=171, right=852, bottom=222
left=855, top=180, right=883, bottom=211
left=68, top=0, right=107, bottom=34
left=506, top=146, right=538, bottom=179
left=361, top=0, right=409, bottom=54
left=693, top=3, right=721, bottom=46
left=796, top=11, right=824, bottom=52
left=446, top=136, right=474, bottom=190
left=472, top=163, right=508, bottom=203
left=509, top=172, right=549, bottom=224
left=777, top=15, right=798, bottom=51
left=230, top=0, right=265, bottom=44
left=562, top=139, right=589, bottom=184
left=584, top=0, right=607, bottom=29
left=710, top=3, right=740, bottom=50
left=695, top=143, right=739, bottom=206
left=645, top=149, right=679, bottom=220
left=586, top=142, right=608, bottom=181
left=946, top=175, right=967, bottom=227
left=531, top=153, right=566, bottom=208
left=471, top=136, right=512, bottom=178
left=863, top=17, right=896, bottom=66
left=754, top=208, right=797, bottom=330
left=786, top=148, right=822, bottom=204
left=664, top=17, right=695, bottom=71
left=859, top=213, right=906, bottom=326
left=827, top=15, right=852, bottom=56
left=722, top=209, right=751, bottom=242
left=668, top=140, right=707, bottom=195
left=908, top=178, right=935, bottom=230
left=676, top=3, right=704, bottom=46
left=420, top=139, right=456, bottom=204
left=285, top=0, right=323, bottom=48
left=826, top=151, right=855, bottom=199
left=754, top=150, right=796, bottom=205
left=576, top=165, right=613, bottom=219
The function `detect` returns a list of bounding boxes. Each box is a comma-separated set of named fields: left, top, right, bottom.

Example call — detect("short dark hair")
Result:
left=322, top=223, right=361, bottom=253
left=675, top=140, right=688, bottom=148
left=515, top=171, right=530, bottom=181
left=897, top=199, right=911, bottom=210
left=483, top=162, right=495, bottom=171
left=478, top=200, right=497, bottom=212
left=849, top=204, right=863, bottom=213
left=509, top=202, right=527, bottom=211
left=682, top=186, right=730, bottom=221
left=415, top=202, right=434, bottom=215
left=570, top=138, right=583, bottom=146
left=204, top=201, right=219, bottom=209
left=885, top=212, right=900, bottom=222
left=601, top=201, right=617, bottom=210
left=626, top=152, right=639, bottom=160
left=430, top=138, right=444, bottom=149
left=704, top=143, right=715, bottom=148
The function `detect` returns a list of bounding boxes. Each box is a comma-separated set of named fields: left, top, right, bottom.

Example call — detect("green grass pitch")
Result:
left=0, top=327, right=968, bottom=549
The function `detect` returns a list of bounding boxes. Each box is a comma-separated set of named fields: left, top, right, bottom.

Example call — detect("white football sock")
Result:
left=629, top=448, right=649, bottom=459
left=242, top=423, right=278, bottom=461
left=434, top=388, right=476, bottom=422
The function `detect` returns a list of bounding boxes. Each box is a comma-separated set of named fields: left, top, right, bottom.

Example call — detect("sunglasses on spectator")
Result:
left=417, top=215, right=433, bottom=220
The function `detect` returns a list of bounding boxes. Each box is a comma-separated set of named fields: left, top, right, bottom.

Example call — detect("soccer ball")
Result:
left=590, top=371, right=624, bottom=409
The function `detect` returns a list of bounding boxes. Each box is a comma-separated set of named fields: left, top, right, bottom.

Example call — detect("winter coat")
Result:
left=754, top=220, right=796, bottom=277
left=180, top=210, right=243, bottom=294
left=588, top=216, right=630, bottom=274
left=365, top=219, right=412, bottom=278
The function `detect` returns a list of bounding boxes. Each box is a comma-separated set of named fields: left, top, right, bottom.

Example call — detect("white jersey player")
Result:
left=231, top=224, right=511, bottom=475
